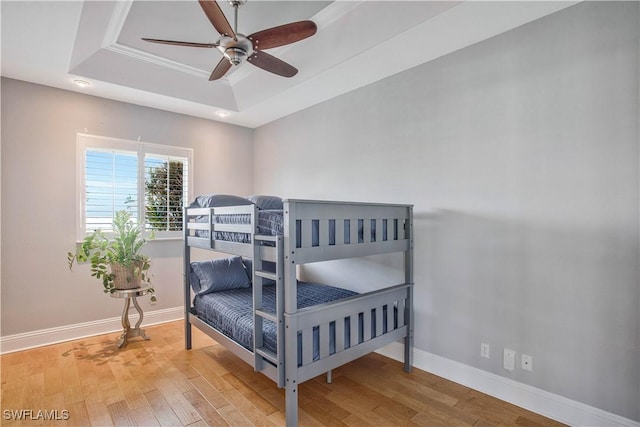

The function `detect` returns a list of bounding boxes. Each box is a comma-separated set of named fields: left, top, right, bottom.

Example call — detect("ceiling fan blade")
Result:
left=209, top=57, right=232, bottom=81
left=248, top=20, right=317, bottom=50
left=142, top=38, right=217, bottom=48
left=247, top=51, right=297, bottom=78
left=198, top=0, right=235, bottom=39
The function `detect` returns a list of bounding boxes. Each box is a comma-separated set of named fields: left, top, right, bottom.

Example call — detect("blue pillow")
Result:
left=241, top=257, right=252, bottom=282
left=189, top=271, right=201, bottom=293
left=191, top=256, right=251, bottom=295
left=247, top=195, right=283, bottom=210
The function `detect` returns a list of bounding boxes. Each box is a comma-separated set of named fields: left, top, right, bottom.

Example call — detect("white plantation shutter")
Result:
left=144, top=154, right=189, bottom=232
left=77, top=134, right=192, bottom=240
left=84, top=148, right=138, bottom=233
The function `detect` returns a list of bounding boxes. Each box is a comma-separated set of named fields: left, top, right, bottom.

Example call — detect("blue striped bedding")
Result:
left=193, top=282, right=358, bottom=363
left=196, top=208, right=380, bottom=247
left=197, top=209, right=283, bottom=243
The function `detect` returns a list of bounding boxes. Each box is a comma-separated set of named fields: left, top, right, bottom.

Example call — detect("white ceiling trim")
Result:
left=105, top=43, right=210, bottom=79
left=102, top=0, right=134, bottom=48
left=100, top=0, right=212, bottom=79
left=311, top=0, right=364, bottom=28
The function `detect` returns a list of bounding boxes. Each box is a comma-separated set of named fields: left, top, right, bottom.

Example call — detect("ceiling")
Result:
left=1, top=0, right=578, bottom=128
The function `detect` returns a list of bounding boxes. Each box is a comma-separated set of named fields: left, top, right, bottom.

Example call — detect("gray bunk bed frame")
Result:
left=183, top=199, right=414, bottom=426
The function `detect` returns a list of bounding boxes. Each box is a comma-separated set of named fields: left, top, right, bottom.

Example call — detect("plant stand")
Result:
left=110, top=285, right=152, bottom=348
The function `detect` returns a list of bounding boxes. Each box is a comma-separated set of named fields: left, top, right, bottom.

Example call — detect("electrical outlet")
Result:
left=480, top=343, right=490, bottom=359
left=522, top=354, right=533, bottom=371
left=503, top=348, right=516, bottom=371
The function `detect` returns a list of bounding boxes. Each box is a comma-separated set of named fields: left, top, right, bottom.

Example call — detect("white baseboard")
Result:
left=376, top=342, right=639, bottom=427
left=0, top=306, right=183, bottom=354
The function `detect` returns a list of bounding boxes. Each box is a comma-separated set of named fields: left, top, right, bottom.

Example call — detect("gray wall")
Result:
left=253, top=2, right=639, bottom=421
left=1, top=78, right=254, bottom=335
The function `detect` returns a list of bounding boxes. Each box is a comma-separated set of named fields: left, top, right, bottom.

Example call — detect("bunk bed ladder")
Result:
left=252, top=234, right=286, bottom=387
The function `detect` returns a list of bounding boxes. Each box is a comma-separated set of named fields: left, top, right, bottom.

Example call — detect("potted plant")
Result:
left=68, top=210, right=156, bottom=302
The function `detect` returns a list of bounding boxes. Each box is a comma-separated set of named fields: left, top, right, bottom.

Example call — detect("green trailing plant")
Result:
left=68, top=210, right=156, bottom=302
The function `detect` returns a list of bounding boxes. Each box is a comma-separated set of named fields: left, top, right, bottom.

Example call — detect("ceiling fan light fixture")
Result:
left=224, top=47, right=247, bottom=66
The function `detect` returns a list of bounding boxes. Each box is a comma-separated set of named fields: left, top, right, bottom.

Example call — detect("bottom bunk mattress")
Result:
left=193, top=282, right=358, bottom=363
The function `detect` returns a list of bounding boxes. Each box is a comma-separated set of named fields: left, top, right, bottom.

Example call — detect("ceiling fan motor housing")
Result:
left=217, top=34, right=254, bottom=65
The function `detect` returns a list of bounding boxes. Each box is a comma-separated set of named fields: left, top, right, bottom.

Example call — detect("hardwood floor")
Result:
left=1, top=321, right=564, bottom=426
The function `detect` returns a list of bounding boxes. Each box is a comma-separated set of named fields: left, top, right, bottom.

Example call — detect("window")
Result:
left=77, top=134, right=192, bottom=240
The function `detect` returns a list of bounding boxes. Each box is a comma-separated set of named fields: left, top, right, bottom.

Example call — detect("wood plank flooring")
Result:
left=1, top=321, right=564, bottom=426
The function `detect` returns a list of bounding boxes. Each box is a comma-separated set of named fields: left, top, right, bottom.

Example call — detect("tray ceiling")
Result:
left=1, top=1, right=578, bottom=128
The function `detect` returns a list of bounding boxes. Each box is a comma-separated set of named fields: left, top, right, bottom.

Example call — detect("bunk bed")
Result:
left=183, top=195, right=414, bottom=426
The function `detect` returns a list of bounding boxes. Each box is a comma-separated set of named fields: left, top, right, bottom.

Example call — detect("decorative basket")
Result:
left=110, top=261, right=143, bottom=290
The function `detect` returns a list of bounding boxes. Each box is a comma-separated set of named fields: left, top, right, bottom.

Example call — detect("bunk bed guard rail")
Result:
left=184, top=199, right=413, bottom=262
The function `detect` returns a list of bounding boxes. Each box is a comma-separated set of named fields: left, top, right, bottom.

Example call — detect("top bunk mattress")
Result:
left=218, top=209, right=283, bottom=239
left=189, top=194, right=284, bottom=242
left=195, top=209, right=283, bottom=243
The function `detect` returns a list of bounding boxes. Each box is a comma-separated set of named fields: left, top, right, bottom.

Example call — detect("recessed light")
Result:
left=73, top=79, right=90, bottom=88
left=215, top=110, right=230, bottom=118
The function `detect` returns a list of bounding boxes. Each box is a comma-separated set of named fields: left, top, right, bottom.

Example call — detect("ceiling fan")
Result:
left=142, top=0, right=317, bottom=81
